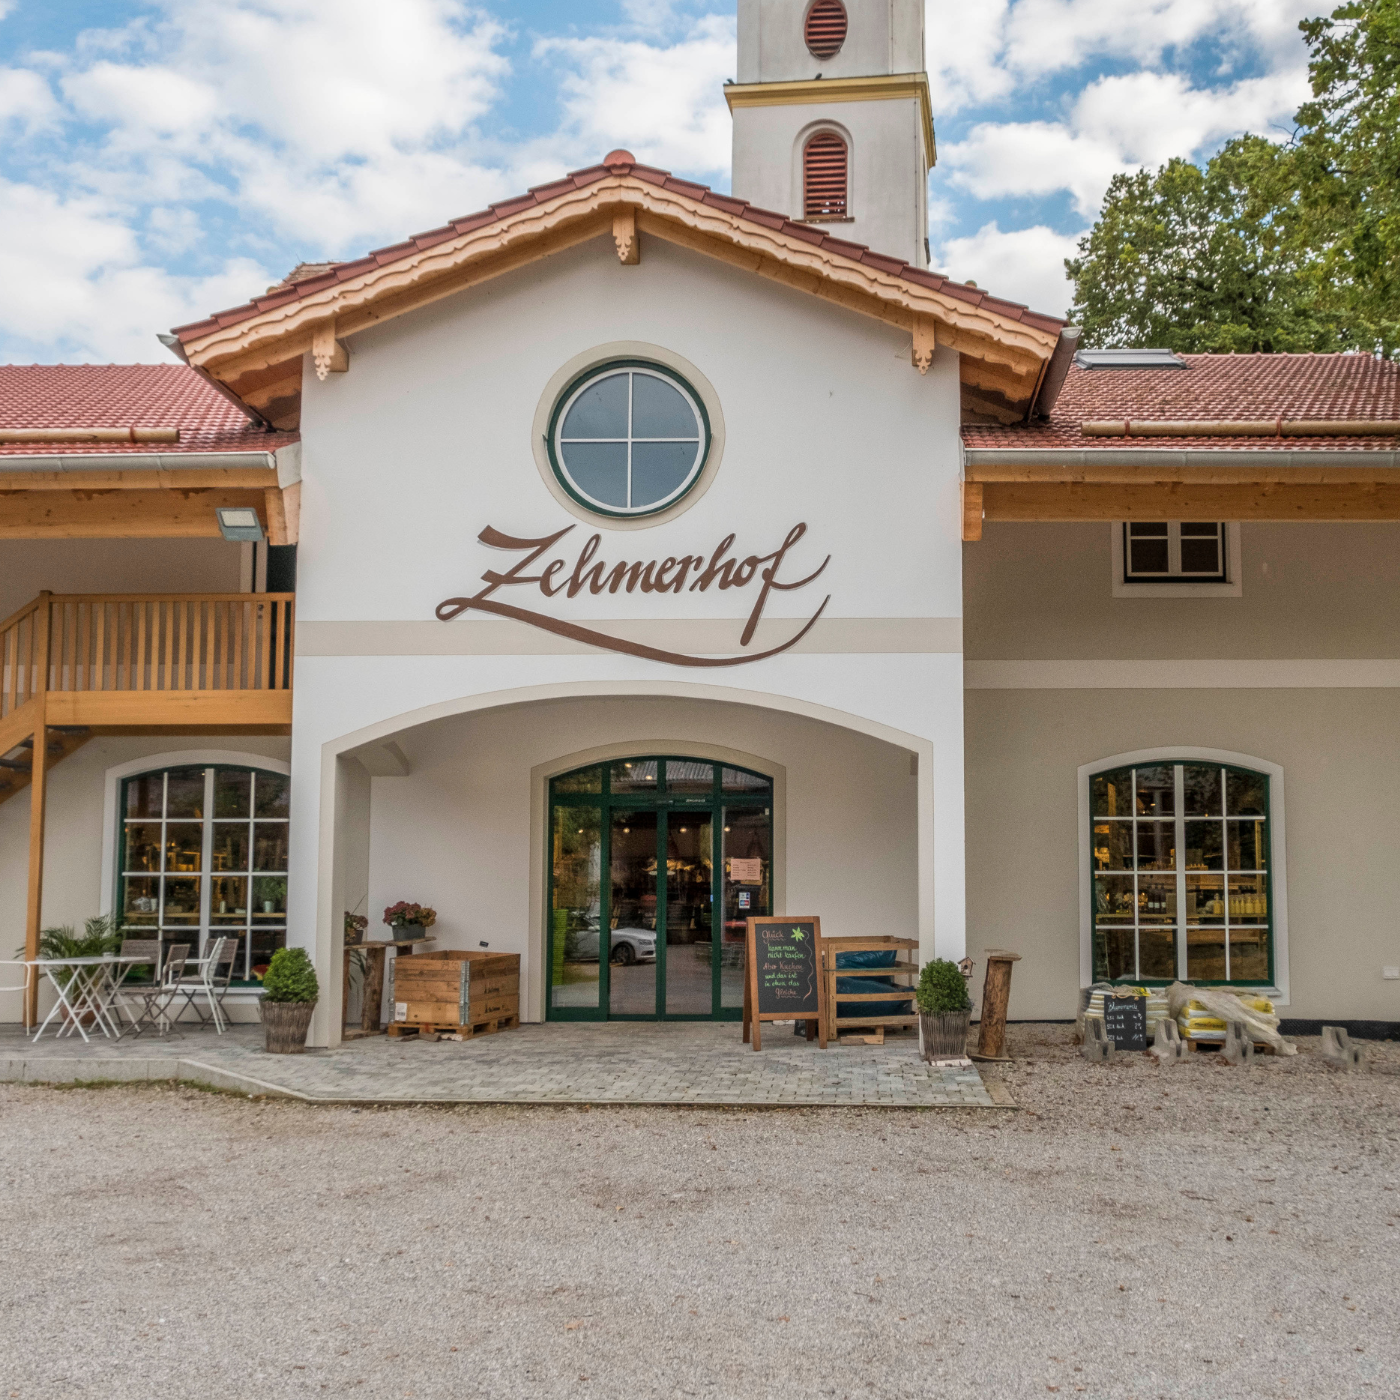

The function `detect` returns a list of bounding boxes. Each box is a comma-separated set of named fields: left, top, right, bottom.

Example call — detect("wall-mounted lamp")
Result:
left=216, top=506, right=265, bottom=542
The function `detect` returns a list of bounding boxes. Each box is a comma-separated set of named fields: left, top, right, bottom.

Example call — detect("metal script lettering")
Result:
left=436, top=523, right=831, bottom=667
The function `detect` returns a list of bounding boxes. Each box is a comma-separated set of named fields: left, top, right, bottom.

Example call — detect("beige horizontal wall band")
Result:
left=297, top=617, right=963, bottom=657
left=723, top=73, right=936, bottom=168
left=966, top=659, right=1400, bottom=690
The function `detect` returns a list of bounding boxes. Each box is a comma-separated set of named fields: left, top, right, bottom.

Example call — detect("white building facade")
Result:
left=4, top=0, right=1399, bottom=1044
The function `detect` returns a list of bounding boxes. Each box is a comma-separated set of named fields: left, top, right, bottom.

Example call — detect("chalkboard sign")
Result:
left=743, top=916, right=825, bottom=1050
left=1103, top=993, right=1147, bottom=1051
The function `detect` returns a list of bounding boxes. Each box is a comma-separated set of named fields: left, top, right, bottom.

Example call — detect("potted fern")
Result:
left=916, top=957, right=972, bottom=1062
left=259, top=946, right=319, bottom=1053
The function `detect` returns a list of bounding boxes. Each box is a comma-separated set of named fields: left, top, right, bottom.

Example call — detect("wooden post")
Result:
left=362, top=946, right=387, bottom=1033
left=23, top=594, right=51, bottom=1028
left=973, top=949, right=1021, bottom=1062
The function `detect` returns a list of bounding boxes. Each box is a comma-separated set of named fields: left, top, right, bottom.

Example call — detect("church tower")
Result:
left=726, top=0, right=935, bottom=268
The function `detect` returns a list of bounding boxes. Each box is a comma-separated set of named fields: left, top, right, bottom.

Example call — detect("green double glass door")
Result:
left=548, top=757, right=773, bottom=1020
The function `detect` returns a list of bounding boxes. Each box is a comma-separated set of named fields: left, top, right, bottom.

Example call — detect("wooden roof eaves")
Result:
left=181, top=176, right=1058, bottom=383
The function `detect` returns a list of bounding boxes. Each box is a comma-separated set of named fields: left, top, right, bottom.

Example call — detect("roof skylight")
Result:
left=1074, top=348, right=1187, bottom=370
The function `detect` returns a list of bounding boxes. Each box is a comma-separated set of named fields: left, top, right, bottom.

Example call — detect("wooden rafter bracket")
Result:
left=612, top=207, right=639, bottom=264
left=311, top=319, right=349, bottom=380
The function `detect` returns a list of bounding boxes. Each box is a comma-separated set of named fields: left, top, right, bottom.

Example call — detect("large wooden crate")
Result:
left=387, top=949, right=520, bottom=1037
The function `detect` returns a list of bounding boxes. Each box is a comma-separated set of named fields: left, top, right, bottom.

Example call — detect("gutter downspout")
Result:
left=1025, top=325, right=1079, bottom=422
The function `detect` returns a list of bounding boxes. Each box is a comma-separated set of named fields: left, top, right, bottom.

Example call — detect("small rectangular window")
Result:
left=1124, top=522, right=1226, bottom=582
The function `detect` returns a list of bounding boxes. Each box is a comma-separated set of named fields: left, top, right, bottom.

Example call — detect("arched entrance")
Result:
left=548, top=755, right=773, bottom=1019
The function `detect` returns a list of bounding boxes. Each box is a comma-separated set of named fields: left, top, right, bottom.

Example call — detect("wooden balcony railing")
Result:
left=1, top=592, right=294, bottom=742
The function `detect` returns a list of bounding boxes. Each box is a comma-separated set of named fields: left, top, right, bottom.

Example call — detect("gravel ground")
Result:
left=2, top=1023, right=1397, bottom=1400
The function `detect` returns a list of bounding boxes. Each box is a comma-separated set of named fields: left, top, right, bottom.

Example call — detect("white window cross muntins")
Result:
left=1087, top=760, right=1274, bottom=987
left=117, top=765, right=289, bottom=983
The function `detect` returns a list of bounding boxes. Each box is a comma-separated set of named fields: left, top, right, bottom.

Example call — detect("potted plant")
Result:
left=344, top=911, right=368, bottom=946
left=916, top=957, right=972, bottom=1062
left=259, top=946, right=319, bottom=1053
left=383, top=901, right=436, bottom=941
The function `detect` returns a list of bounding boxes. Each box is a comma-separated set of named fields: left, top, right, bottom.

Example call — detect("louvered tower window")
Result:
left=803, top=132, right=849, bottom=221
left=804, top=0, right=848, bottom=58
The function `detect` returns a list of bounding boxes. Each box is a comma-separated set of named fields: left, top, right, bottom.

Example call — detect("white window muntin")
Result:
left=1077, top=747, right=1289, bottom=1003
left=1124, top=522, right=1227, bottom=580
left=551, top=363, right=707, bottom=517
left=117, top=764, right=288, bottom=982
left=1110, top=523, right=1242, bottom=598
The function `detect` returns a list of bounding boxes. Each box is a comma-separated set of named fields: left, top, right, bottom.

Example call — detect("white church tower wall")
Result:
left=729, top=0, right=934, bottom=267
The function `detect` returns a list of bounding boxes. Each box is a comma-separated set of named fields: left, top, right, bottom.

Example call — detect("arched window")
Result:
left=803, top=132, right=848, bottom=221
left=804, top=0, right=848, bottom=58
left=118, top=764, right=289, bottom=983
left=1089, top=760, right=1273, bottom=986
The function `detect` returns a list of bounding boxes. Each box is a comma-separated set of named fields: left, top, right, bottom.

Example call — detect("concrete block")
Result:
left=1321, top=1025, right=1364, bottom=1069
left=1222, top=1022, right=1254, bottom=1066
left=1081, top=1034, right=1114, bottom=1062
left=1150, top=1019, right=1186, bottom=1063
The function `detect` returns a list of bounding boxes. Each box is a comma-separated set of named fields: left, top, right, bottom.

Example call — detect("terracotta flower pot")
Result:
left=919, top=1009, right=971, bottom=1062
left=261, top=999, right=317, bottom=1054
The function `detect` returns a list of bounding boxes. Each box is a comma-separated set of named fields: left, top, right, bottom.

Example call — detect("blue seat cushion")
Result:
left=834, top=948, right=897, bottom=969
left=835, top=974, right=910, bottom=1019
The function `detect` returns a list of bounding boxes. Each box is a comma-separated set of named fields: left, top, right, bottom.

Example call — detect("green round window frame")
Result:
left=545, top=359, right=713, bottom=519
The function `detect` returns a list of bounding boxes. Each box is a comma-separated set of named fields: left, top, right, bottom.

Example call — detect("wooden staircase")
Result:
left=0, top=726, right=92, bottom=806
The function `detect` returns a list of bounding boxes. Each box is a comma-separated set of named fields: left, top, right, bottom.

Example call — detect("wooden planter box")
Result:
left=387, top=950, right=520, bottom=1038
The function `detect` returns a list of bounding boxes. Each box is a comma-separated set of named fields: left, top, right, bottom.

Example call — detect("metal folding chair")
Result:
left=171, top=936, right=238, bottom=1032
left=119, top=943, right=190, bottom=1038
left=0, top=961, right=34, bottom=1025
left=111, top=939, right=160, bottom=1035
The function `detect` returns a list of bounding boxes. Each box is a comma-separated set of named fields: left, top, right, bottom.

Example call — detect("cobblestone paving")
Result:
left=1, top=1021, right=999, bottom=1107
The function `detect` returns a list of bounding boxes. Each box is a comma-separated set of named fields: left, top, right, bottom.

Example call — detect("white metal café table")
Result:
left=28, top=954, right=154, bottom=1043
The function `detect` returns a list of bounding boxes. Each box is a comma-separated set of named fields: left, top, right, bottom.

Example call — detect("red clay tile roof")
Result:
left=963, top=353, right=1400, bottom=451
left=171, top=152, right=1067, bottom=344
left=0, top=364, right=296, bottom=457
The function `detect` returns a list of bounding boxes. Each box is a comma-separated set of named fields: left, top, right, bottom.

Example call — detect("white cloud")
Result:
left=0, top=66, right=59, bottom=132
left=941, top=120, right=1124, bottom=218
left=936, top=221, right=1082, bottom=319
left=1071, top=67, right=1306, bottom=165
left=0, top=176, right=270, bottom=362
left=535, top=13, right=735, bottom=178
left=927, top=0, right=1316, bottom=114
left=942, top=62, right=1308, bottom=219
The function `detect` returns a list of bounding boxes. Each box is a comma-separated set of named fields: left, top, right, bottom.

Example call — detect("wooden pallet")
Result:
left=387, top=1014, right=520, bottom=1041
left=1183, top=1036, right=1279, bottom=1055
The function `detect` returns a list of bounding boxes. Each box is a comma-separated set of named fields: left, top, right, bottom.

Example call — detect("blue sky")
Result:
left=0, top=0, right=1319, bottom=363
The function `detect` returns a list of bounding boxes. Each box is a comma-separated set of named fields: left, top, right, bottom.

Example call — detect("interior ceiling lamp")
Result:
left=216, top=507, right=265, bottom=542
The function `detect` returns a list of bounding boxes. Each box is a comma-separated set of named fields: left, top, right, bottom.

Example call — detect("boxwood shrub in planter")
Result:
left=260, top=947, right=319, bottom=1054
left=916, top=958, right=971, bottom=1062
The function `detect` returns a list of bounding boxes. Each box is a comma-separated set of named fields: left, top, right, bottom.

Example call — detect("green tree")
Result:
left=1065, top=137, right=1344, bottom=353
left=1286, top=0, right=1400, bottom=354
left=1067, top=0, right=1398, bottom=357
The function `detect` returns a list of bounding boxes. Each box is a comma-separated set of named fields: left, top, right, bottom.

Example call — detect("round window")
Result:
left=547, top=361, right=710, bottom=518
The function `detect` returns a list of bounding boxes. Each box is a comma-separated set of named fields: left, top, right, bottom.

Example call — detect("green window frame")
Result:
left=547, top=756, right=773, bottom=1020
left=116, top=764, right=289, bottom=985
left=546, top=359, right=712, bottom=518
left=1090, top=760, right=1274, bottom=987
